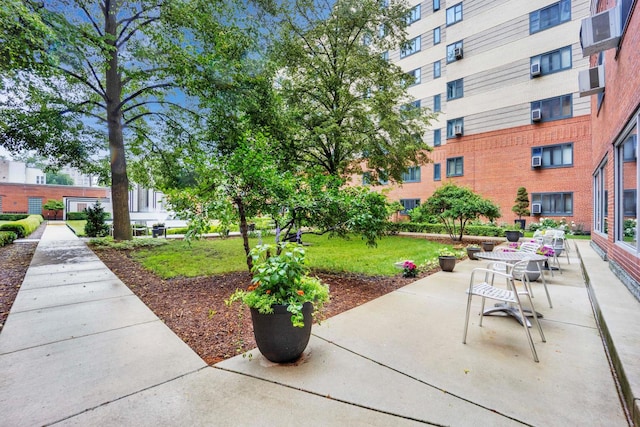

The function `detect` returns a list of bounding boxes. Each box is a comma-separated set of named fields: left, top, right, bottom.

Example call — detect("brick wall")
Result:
left=589, top=0, right=640, bottom=285
left=0, top=183, right=109, bottom=216
left=374, top=115, right=593, bottom=229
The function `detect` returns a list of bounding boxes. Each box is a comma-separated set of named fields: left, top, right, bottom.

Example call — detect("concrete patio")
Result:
left=0, top=222, right=636, bottom=426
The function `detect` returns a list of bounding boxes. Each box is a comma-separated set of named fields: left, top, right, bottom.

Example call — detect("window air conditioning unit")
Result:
left=531, top=203, right=542, bottom=214
left=531, top=109, right=542, bottom=122
left=454, top=124, right=463, bottom=135
left=530, top=62, right=541, bottom=77
left=454, top=47, right=463, bottom=59
left=531, top=155, right=542, bottom=167
left=580, top=5, right=621, bottom=57
left=578, top=65, right=605, bottom=97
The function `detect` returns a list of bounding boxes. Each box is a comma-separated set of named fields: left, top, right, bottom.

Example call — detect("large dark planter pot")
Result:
left=439, top=256, right=456, bottom=272
left=250, top=302, right=313, bottom=363
left=505, top=230, right=522, bottom=243
left=481, top=241, right=495, bottom=251
left=514, top=219, right=526, bottom=230
left=466, top=247, right=481, bottom=260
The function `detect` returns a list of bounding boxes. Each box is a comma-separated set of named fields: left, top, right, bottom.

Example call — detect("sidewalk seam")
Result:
left=0, top=319, right=160, bottom=356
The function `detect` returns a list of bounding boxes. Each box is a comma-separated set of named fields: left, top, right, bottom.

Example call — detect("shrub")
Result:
left=0, top=214, right=28, bottom=221
left=66, top=212, right=88, bottom=220
left=0, top=215, right=43, bottom=238
left=84, top=202, right=110, bottom=237
left=0, top=231, right=17, bottom=246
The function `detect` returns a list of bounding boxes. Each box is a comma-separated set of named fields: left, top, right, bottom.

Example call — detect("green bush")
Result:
left=66, top=212, right=88, bottom=220
left=84, top=202, right=110, bottom=237
left=387, top=222, right=502, bottom=237
left=0, top=214, right=28, bottom=221
left=0, top=215, right=43, bottom=238
left=0, top=231, right=17, bottom=246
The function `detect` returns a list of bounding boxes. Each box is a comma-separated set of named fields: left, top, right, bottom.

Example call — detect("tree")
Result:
left=270, top=0, right=436, bottom=183
left=43, top=199, right=63, bottom=219
left=46, top=172, right=73, bottom=185
left=0, top=1, right=245, bottom=240
left=421, top=183, right=501, bottom=241
left=84, top=201, right=109, bottom=237
left=512, top=187, right=531, bottom=219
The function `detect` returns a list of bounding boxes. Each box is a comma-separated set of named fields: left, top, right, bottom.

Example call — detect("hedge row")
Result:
left=66, top=212, right=88, bottom=220
left=0, top=214, right=29, bottom=221
left=0, top=215, right=44, bottom=238
left=0, top=231, right=17, bottom=247
left=387, top=222, right=504, bottom=237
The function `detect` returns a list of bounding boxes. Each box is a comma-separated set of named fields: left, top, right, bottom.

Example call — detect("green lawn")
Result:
left=129, top=234, right=456, bottom=279
left=66, top=220, right=86, bottom=236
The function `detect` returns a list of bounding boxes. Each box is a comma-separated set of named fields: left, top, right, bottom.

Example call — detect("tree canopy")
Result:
left=270, top=0, right=436, bottom=183
left=420, top=183, right=501, bottom=241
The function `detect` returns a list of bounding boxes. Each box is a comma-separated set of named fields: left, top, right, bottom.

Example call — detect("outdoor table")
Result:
left=474, top=251, right=548, bottom=327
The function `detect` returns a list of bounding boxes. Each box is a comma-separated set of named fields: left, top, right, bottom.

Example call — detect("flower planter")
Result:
left=466, top=247, right=481, bottom=260
left=505, top=230, right=522, bottom=243
left=481, top=241, right=495, bottom=251
left=250, top=302, right=313, bottom=363
left=438, top=256, right=456, bottom=272
left=525, top=260, right=541, bottom=281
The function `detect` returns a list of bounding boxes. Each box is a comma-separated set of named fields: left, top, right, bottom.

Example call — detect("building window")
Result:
left=400, top=198, right=420, bottom=214
left=433, top=0, right=440, bottom=12
left=446, top=157, right=464, bottom=177
left=400, top=35, right=421, bottom=58
left=433, top=27, right=441, bottom=45
left=531, top=192, right=573, bottom=215
left=381, top=51, right=389, bottom=61
left=363, top=171, right=388, bottom=186
left=405, top=68, right=421, bottom=86
left=531, top=46, right=572, bottom=76
left=446, top=40, right=463, bottom=63
left=623, top=134, right=637, bottom=161
left=531, top=94, right=572, bottom=122
left=0, top=196, right=2, bottom=213
left=433, top=60, right=441, bottom=78
left=434, top=129, right=441, bottom=146
left=406, top=4, right=421, bottom=24
left=531, top=143, right=573, bottom=168
left=434, top=163, right=441, bottom=181
left=446, top=78, right=463, bottom=100
left=593, top=159, right=608, bottom=234
left=433, top=94, right=441, bottom=112
left=402, top=166, right=421, bottom=183
left=615, top=122, right=638, bottom=248
left=446, top=118, right=463, bottom=138
left=530, top=0, right=571, bottom=34
left=446, top=3, right=463, bottom=26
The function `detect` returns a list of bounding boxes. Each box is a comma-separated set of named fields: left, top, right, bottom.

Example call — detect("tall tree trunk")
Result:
left=105, top=2, right=131, bottom=240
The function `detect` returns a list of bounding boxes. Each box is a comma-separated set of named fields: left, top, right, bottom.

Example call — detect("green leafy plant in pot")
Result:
left=227, top=242, right=330, bottom=363
left=438, top=248, right=457, bottom=272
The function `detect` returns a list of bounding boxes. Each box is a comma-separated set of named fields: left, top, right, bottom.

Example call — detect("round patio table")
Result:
left=474, top=251, right=548, bottom=327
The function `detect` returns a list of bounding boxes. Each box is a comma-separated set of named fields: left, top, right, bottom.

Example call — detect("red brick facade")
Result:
left=0, top=183, right=109, bottom=217
left=590, top=0, right=640, bottom=287
left=376, top=115, right=592, bottom=229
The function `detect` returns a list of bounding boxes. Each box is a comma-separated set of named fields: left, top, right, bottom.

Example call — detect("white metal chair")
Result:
left=463, top=259, right=546, bottom=362
left=542, top=233, right=563, bottom=274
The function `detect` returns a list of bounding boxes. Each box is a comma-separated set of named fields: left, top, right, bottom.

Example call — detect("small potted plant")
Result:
left=227, top=242, right=330, bottom=363
left=481, top=241, right=495, bottom=251
left=401, top=261, right=418, bottom=278
left=438, top=248, right=457, bottom=272
left=151, top=223, right=166, bottom=238
left=512, top=187, right=530, bottom=230
left=466, top=244, right=482, bottom=260
left=504, top=224, right=523, bottom=243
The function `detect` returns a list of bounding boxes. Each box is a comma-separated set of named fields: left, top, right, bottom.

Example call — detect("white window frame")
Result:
left=614, top=114, right=639, bottom=252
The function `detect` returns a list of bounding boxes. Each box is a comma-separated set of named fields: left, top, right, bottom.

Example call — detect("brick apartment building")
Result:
left=587, top=0, right=639, bottom=296
left=0, top=182, right=110, bottom=218
left=369, top=0, right=594, bottom=229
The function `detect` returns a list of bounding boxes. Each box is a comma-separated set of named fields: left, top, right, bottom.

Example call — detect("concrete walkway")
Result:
left=0, top=222, right=635, bottom=426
